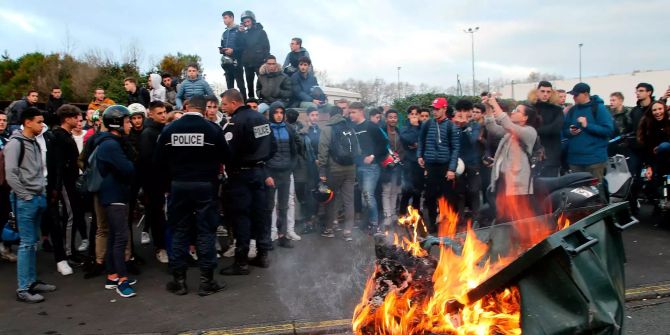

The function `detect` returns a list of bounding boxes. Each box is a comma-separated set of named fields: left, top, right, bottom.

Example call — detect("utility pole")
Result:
left=578, top=43, right=583, bottom=82
left=464, top=27, right=480, bottom=96
left=397, top=66, right=401, bottom=99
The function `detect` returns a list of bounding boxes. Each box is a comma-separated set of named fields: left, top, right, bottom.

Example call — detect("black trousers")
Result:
left=423, top=164, right=458, bottom=233
left=223, top=64, right=247, bottom=101
left=243, top=65, right=260, bottom=99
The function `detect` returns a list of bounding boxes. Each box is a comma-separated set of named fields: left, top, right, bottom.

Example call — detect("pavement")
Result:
left=0, top=204, right=669, bottom=335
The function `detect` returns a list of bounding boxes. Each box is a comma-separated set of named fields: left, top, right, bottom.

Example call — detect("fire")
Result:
left=353, top=197, right=572, bottom=335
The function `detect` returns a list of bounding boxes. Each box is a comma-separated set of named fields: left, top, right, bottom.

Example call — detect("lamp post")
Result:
left=464, top=27, right=479, bottom=96
left=578, top=43, right=583, bottom=82
left=397, top=66, right=401, bottom=99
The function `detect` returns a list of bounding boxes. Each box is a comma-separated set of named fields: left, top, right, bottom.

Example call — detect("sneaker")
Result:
left=343, top=231, right=353, bottom=242
left=116, top=280, right=136, bottom=298
left=156, top=249, right=169, bottom=264
left=321, top=229, right=335, bottom=238
left=248, top=241, right=257, bottom=259
left=29, top=280, right=57, bottom=293
left=278, top=236, right=294, bottom=248
left=271, top=230, right=278, bottom=241
left=105, top=277, right=137, bottom=289
left=0, top=245, right=17, bottom=262
left=333, top=222, right=343, bottom=232
left=223, top=242, right=236, bottom=258
left=57, top=260, right=73, bottom=276
left=286, top=230, right=302, bottom=241
left=77, top=239, right=89, bottom=252
left=189, top=249, right=198, bottom=261
left=216, top=225, right=228, bottom=237
left=16, top=290, right=44, bottom=303
left=140, top=232, right=151, bottom=245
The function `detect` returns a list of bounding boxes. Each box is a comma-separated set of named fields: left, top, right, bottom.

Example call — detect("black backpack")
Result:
left=329, top=121, right=360, bottom=165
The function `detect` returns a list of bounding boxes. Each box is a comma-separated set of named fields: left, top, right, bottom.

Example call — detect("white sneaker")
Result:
left=0, top=245, right=17, bottom=262
left=77, top=239, right=89, bottom=252
left=223, top=240, right=236, bottom=258
left=286, top=231, right=302, bottom=241
left=189, top=249, right=198, bottom=261
left=271, top=230, right=278, bottom=241
left=140, top=232, right=151, bottom=245
left=216, top=225, right=228, bottom=237
left=156, top=249, right=168, bottom=264
left=248, top=240, right=257, bottom=258
left=57, top=260, right=73, bottom=276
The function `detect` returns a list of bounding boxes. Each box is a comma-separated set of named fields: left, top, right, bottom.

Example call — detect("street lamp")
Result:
left=464, top=27, right=479, bottom=96
left=578, top=43, right=583, bottom=82
left=397, top=66, right=401, bottom=99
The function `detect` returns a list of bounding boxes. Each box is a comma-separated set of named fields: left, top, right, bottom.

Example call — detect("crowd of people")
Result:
left=1, top=9, right=670, bottom=304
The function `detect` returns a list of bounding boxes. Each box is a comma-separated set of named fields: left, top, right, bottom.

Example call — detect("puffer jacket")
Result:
left=175, top=75, right=215, bottom=109
left=257, top=63, right=292, bottom=104
left=417, top=117, right=460, bottom=171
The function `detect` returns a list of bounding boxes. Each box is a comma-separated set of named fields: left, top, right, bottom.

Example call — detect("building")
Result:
left=500, top=69, right=670, bottom=106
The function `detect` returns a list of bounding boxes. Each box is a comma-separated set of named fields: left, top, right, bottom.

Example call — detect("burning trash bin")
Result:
left=352, top=201, right=636, bottom=335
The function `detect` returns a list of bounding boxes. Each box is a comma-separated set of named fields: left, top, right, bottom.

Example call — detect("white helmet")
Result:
left=128, top=103, right=146, bottom=118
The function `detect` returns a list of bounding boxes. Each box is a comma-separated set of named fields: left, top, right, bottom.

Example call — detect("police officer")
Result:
left=155, top=95, right=230, bottom=296
left=219, top=89, right=274, bottom=275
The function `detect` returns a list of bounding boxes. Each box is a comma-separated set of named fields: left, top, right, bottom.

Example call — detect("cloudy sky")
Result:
left=1, top=0, right=667, bottom=89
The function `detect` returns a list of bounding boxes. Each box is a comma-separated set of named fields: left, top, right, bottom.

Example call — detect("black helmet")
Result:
left=103, top=105, right=130, bottom=132
left=312, top=181, right=334, bottom=204
left=240, top=10, right=256, bottom=22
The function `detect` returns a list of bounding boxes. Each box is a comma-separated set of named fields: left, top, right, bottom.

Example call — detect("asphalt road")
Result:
left=0, top=204, right=668, bottom=335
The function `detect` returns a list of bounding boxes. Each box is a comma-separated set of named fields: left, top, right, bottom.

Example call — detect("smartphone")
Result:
left=641, top=168, right=647, bottom=178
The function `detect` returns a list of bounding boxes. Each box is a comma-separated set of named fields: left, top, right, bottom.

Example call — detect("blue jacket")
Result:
left=563, top=95, right=614, bottom=165
left=458, top=121, right=481, bottom=167
left=399, top=123, right=421, bottom=163
left=95, top=132, right=135, bottom=206
left=291, top=71, right=319, bottom=103
left=417, top=118, right=460, bottom=171
left=175, top=76, right=215, bottom=109
left=221, top=24, right=242, bottom=59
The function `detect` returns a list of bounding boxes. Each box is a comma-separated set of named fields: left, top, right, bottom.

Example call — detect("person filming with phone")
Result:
left=562, top=83, right=614, bottom=182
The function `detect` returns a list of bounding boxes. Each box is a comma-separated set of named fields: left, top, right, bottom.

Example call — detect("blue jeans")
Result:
left=13, top=193, right=47, bottom=291
left=357, top=164, right=381, bottom=226
left=168, top=181, right=219, bottom=272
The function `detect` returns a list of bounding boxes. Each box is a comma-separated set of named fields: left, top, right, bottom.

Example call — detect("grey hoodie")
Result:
left=4, top=132, right=46, bottom=200
left=150, top=73, right=166, bottom=102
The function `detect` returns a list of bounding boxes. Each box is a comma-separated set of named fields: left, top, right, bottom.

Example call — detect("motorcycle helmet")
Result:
left=103, top=105, right=130, bottom=132
left=312, top=181, right=334, bottom=204
left=127, top=103, right=146, bottom=118
left=240, top=10, right=256, bottom=22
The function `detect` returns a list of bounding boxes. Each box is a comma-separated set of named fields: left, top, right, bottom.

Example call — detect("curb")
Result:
left=625, top=281, right=670, bottom=302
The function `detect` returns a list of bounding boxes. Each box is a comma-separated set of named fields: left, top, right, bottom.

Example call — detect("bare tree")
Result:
left=61, top=25, right=78, bottom=56
left=121, top=39, right=143, bottom=70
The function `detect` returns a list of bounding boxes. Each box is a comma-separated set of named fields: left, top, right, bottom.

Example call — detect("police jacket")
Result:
left=155, top=112, right=230, bottom=183
left=223, top=106, right=274, bottom=171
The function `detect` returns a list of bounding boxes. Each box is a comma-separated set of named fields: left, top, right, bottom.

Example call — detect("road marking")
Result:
left=188, top=283, right=670, bottom=335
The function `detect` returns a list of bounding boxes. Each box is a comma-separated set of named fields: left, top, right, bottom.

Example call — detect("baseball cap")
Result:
left=432, top=97, right=448, bottom=109
left=127, top=103, right=146, bottom=117
left=567, top=83, right=590, bottom=95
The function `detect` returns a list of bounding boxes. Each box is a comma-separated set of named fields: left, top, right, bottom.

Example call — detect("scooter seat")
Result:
left=534, top=172, right=594, bottom=196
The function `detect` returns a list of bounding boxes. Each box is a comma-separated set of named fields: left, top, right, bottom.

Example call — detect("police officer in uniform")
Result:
left=155, top=95, right=230, bottom=296
left=219, top=89, right=274, bottom=275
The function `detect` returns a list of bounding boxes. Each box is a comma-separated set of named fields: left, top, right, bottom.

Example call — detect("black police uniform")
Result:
left=222, top=105, right=274, bottom=268
left=155, top=111, right=230, bottom=274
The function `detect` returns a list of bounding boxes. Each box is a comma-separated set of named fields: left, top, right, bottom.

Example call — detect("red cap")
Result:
left=432, top=97, right=448, bottom=109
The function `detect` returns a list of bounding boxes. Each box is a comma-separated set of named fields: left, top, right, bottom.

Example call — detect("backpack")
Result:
left=76, top=138, right=111, bottom=194
left=329, top=121, right=360, bottom=166
left=0, top=137, right=27, bottom=186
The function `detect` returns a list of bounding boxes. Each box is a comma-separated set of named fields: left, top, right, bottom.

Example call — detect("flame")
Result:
left=354, top=195, right=573, bottom=335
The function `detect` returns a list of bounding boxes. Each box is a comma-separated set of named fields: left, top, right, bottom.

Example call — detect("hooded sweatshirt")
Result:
left=257, top=63, right=293, bottom=104
left=562, top=95, right=615, bottom=165
left=267, top=102, right=299, bottom=171
left=4, top=132, right=46, bottom=200
left=95, top=132, right=135, bottom=206
left=150, top=73, right=166, bottom=102
left=175, top=75, right=215, bottom=109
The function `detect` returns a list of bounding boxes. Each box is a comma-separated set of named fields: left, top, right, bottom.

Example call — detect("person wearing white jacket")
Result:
left=149, top=73, right=166, bottom=103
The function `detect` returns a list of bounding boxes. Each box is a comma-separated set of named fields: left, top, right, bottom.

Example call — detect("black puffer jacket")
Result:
left=239, top=22, right=270, bottom=67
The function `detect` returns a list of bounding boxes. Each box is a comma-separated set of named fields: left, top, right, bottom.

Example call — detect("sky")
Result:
left=1, top=0, right=667, bottom=90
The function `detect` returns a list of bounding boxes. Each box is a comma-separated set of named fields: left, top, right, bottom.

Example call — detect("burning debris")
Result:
left=353, top=198, right=577, bottom=335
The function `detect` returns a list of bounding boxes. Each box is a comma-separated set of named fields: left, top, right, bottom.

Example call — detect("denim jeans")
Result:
left=266, top=169, right=291, bottom=236
left=168, top=181, right=219, bottom=272
left=14, top=193, right=47, bottom=291
left=104, top=204, right=129, bottom=278
left=357, top=164, right=381, bottom=226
